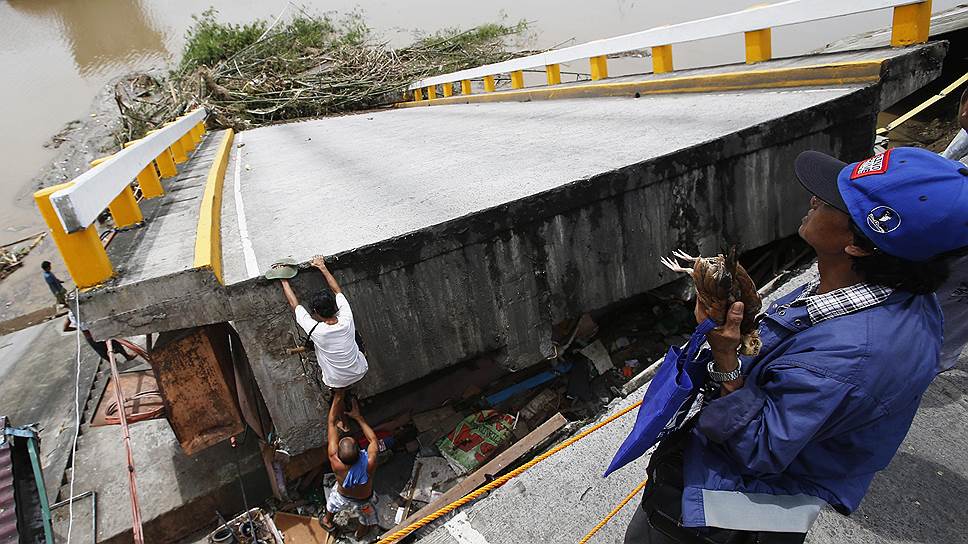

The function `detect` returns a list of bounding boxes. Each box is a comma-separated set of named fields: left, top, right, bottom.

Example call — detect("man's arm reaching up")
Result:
left=346, top=398, right=379, bottom=473
left=328, top=390, right=346, bottom=464
left=312, top=255, right=342, bottom=295
left=280, top=278, right=300, bottom=310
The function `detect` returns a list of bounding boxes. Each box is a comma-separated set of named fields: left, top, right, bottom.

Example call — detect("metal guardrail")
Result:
left=407, top=0, right=933, bottom=99
left=34, top=109, right=207, bottom=288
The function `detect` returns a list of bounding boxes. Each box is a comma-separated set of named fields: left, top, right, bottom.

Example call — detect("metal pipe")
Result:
left=107, top=340, right=145, bottom=544
left=51, top=491, right=97, bottom=544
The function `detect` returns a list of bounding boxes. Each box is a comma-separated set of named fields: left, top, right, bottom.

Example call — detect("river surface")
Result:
left=0, top=0, right=960, bottom=244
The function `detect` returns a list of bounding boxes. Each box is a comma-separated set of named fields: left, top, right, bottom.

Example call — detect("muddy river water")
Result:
left=0, top=0, right=959, bottom=245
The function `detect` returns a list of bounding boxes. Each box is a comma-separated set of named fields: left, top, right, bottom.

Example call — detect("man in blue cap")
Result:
left=625, top=147, right=968, bottom=543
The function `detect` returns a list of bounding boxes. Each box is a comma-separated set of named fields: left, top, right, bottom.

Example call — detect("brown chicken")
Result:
left=660, top=247, right=762, bottom=356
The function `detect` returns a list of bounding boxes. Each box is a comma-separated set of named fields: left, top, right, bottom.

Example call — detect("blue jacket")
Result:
left=680, top=285, right=942, bottom=533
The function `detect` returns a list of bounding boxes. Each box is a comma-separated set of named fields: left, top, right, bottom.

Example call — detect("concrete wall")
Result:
left=229, top=92, right=881, bottom=454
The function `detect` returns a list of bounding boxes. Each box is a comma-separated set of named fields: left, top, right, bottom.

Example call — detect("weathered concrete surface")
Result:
left=418, top=266, right=968, bottom=544
left=824, top=4, right=968, bottom=53
left=0, top=320, right=100, bottom=502
left=50, top=419, right=270, bottom=544
left=80, top=44, right=945, bottom=455
left=81, top=130, right=231, bottom=335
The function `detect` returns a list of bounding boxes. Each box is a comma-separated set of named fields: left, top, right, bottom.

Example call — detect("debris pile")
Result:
left=263, top=289, right=699, bottom=542
left=0, top=233, right=46, bottom=282
left=113, top=10, right=534, bottom=140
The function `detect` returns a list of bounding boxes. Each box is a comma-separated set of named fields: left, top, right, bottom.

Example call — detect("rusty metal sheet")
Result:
left=0, top=416, right=19, bottom=544
left=151, top=324, right=244, bottom=455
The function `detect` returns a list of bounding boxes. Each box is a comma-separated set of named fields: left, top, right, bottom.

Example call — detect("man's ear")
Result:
left=844, top=244, right=874, bottom=258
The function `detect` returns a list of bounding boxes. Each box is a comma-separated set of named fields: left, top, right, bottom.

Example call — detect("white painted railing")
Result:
left=34, top=108, right=208, bottom=288
left=408, top=0, right=930, bottom=92
left=51, top=108, right=207, bottom=232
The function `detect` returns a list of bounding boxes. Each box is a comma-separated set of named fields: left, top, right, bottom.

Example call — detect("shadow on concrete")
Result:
left=848, top=451, right=968, bottom=543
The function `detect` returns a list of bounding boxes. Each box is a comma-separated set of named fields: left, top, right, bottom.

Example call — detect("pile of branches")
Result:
left=114, top=11, right=535, bottom=138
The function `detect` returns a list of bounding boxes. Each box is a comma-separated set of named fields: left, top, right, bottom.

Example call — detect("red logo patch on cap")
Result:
left=850, top=149, right=892, bottom=180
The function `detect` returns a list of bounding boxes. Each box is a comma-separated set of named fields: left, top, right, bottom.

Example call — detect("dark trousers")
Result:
left=624, top=428, right=806, bottom=544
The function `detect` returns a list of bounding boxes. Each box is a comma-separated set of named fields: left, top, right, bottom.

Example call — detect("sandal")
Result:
left=318, top=514, right=336, bottom=533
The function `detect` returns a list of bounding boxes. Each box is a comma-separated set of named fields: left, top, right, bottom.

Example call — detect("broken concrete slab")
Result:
left=80, top=44, right=945, bottom=457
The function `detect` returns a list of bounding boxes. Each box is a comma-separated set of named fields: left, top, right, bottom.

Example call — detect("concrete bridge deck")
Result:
left=80, top=42, right=945, bottom=455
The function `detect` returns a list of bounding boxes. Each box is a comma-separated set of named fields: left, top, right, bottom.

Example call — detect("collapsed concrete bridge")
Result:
left=32, top=0, right=949, bottom=458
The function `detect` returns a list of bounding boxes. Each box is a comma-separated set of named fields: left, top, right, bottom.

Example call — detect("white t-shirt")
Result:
left=295, top=293, right=368, bottom=388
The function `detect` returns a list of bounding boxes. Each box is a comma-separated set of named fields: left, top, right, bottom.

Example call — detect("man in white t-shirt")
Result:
left=279, top=255, right=368, bottom=390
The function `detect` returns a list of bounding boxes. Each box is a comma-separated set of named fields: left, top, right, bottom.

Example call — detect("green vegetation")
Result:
left=113, top=9, right=534, bottom=138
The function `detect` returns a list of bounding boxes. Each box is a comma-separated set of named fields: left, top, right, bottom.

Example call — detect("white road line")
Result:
left=233, top=137, right=260, bottom=278
left=443, top=512, right=490, bottom=544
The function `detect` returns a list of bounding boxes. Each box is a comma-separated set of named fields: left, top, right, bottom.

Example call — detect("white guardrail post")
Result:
left=33, top=109, right=207, bottom=288
left=406, top=0, right=931, bottom=101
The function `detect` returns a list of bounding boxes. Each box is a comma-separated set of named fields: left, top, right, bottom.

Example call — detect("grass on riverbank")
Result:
left=114, top=9, right=532, bottom=139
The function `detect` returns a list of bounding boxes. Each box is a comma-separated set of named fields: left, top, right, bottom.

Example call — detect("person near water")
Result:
left=279, top=255, right=368, bottom=392
left=625, top=147, right=968, bottom=543
left=63, top=308, right=134, bottom=362
left=321, top=390, right=380, bottom=538
left=41, top=260, right=67, bottom=308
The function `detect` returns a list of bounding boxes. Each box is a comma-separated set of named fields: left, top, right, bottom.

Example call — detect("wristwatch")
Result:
left=707, top=359, right=742, bottom=383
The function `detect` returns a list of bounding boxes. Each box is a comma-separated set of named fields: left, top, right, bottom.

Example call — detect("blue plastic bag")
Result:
left=603, top=318, right=717, bottom=477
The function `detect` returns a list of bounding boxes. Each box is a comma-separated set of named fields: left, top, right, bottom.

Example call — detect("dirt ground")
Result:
left=0, top=78, right=128, bottom=330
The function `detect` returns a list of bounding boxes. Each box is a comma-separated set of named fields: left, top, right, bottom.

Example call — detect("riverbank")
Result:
left=0, top=76, right=131, bottom=330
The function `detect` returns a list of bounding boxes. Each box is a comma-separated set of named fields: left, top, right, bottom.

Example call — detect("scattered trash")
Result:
left=580, top=340, right=615, bottom=376
left=209, top=508, right=283, bottom=544
left=437, top=410, right=515, bottom=475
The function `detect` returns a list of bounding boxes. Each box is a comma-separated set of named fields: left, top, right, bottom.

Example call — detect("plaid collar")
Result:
left=790, top=279, right=894, bottom=324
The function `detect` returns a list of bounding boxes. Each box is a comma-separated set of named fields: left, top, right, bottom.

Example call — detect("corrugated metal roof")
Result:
left=0, top=416, right=20, bottom=544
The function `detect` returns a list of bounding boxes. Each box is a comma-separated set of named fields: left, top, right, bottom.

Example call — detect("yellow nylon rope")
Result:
left=377, top=400, right=644, bottom=544
left=577, top=478, right=649, bottom=544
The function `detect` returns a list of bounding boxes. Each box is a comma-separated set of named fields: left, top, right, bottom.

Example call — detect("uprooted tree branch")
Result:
left=113, top=9, right=536, bottom=142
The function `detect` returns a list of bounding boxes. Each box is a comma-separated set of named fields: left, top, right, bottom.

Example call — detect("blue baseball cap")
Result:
left=795, top=147, right=968, bottom=262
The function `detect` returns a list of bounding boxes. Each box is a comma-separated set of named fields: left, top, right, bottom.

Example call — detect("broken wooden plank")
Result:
left=382, top=412, right=568, bottom=538
left=273, top=512, right=334, bottom=544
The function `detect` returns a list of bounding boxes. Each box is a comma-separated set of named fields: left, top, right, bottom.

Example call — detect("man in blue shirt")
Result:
left=41, top=260, right=67, bottom=308
left=626, top=147, right=968, bottom=543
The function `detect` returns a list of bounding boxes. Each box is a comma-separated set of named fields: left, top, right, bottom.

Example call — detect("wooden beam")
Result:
left=382, top=413, right=568, bottom=538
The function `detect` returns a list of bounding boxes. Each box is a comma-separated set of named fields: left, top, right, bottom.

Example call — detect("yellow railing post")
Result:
left=123, top=140, right=165, bottom=198
left=34, top=183, right=113, bottom=288
left=546, top=64, right=561, bottom=86
left=460, top=80, right=473, bottom=95
left=179, top=130, right=196, bottom=153
left=426, top=86, right=438, bottom=100
left=744, top=28, right=772, bottom=64
left=892, top=0, right=932, bottom=46
left=483, top=75, right=496, bottom=92
left=188, top=123, right=202, bottom=145
left=136, top=165, right=164, bottom=198
left=443, top=83, right=454, bottom=97
left=156, top=149, right=178, bottom=178
left=107, top=185, right=143, bottom=228
left=413, top=87, right=424, bottom=101
left=652, top=45, right=673, bottom=73
left=510, top=71, right=525, bottom=89
left=169, top=138, right=188, bottom=164
left=590, top=56, right=609, bottom=80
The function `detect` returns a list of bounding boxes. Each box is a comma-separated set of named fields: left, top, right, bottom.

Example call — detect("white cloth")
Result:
left=66, top=309, right=88, bottom=331
left=295, top=293, right=368, bottom=388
